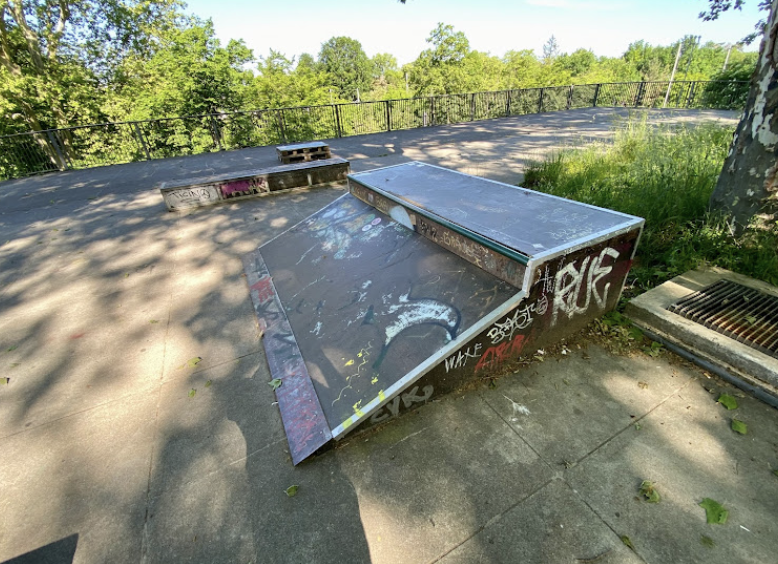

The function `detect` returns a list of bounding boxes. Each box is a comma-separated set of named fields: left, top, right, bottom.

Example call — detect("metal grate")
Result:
left=668, top=279, right=778, bottom=359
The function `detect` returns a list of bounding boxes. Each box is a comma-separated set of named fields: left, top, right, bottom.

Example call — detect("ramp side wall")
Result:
left=346, top=226, right=642, bottom=435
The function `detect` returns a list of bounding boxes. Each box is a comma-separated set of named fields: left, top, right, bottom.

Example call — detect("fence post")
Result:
left=635, top=81, right=646, bottom=107
left=334, top=105, right=343, bottom=138
left=45, top=130, right=69, bottom=171
left=566, top=85, right=574, bottom=110
left=209, top=115, right=223, bottom=150
left=275, top=110, right=287, bottom=143
left=131, top=123, right=151, bottom=161
left=506, top=90, right=512, bottom=117
left=430, top=97, right=436, bottom=126
left=470, top=93, right=476, bottom=121
left=538, top=88, right=545, bottom=113
left=686, top=82, right=697, bottom=107
left=385, top=100, right=391, bottom=132
left=593, top=84, right=601, bottom=107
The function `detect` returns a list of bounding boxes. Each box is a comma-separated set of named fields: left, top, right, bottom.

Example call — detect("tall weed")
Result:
left=524, top=121, right=778, bottom=291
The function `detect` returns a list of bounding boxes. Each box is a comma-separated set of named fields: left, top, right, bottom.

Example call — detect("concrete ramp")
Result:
left=244, top=162, right=644, bottom=464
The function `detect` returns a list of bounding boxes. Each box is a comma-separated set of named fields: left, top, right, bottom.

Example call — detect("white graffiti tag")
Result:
left=551, top=247, right=620, bottom=326
left=444, top=343, right=483, bottom=373
left=487, top=295, right=549, bottom=344
left=369, top=385, right=434, bottom=424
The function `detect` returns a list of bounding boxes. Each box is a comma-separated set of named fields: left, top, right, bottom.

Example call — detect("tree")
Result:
left=705, top=0, right=778, bottom=231
left=318, top=36, right=371, bottom=101
left=0, top=0, right=181, bottom=130
left=410, top=23, right=471, bottom=95
left=542, top=35, right=560, bottom=63
left=120, top=19, right=254, bottom=120
left=252, top=49, right=330, bottom=108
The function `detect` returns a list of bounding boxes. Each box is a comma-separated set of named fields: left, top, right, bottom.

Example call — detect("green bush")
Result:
left=701, top=62, right=754, bottom=109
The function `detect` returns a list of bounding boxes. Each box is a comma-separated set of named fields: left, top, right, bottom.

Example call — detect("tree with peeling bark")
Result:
left=703, top=0, right=778, bottom=231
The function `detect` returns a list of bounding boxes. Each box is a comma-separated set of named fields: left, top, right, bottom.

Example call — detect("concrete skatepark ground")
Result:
left=1, top=108, right=777, bottom=564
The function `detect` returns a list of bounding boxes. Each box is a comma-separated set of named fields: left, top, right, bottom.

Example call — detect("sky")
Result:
left=183, top=0, right=765, bottom=65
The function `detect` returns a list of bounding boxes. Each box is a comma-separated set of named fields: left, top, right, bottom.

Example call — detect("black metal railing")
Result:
left=0, top=80, right=748, bottom=181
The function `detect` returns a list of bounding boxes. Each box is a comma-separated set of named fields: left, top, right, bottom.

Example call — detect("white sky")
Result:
left=183, top=0, right=764, bottom=65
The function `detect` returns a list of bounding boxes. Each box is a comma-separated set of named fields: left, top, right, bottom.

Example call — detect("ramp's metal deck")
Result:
left=245, top=194, right=519, bottom=463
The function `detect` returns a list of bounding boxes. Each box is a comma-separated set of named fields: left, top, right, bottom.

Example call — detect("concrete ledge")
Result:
left=159, top=157, right=350, bottom=211
left=626, top=266, right=778, bottom=406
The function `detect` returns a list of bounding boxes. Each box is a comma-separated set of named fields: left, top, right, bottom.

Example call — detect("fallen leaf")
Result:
left=699, top=498, right=728, bottom=524
left=187, top=357, right=202, bottom=368
left=269, top=378, right=282, bottom=390
left=0, top=377, right=8, bottom=385
left=285, top=485, right=299, bottom=497
left=124, top=273, right=130, bottom=278
left=634, top=423, right=642, bottom=431
left=700, top=535, right=715, bottom=548
left=150, top=319, right=159, bottom=324
left=731, top=419, right=747, bottom=435
left=205, top=380, right=212, bottom=388
left=717, top=394, right=738, bottom=410
left=6, top=346, right=17, bottom=352
left=772, top=469, right=778, bottom=478
left=188, top=388, right=197, bottom=398
left=638, top=381, right=648, bottom=389
left=620, top=535, right=634, bottom=550
left=639, top=480, right=660, bottom=503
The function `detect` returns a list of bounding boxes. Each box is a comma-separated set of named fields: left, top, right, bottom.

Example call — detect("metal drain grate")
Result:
left=668, top=279, right=778, bottom=359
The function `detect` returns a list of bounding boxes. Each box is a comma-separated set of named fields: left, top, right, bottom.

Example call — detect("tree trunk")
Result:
left=710, top=0, right=778, bottom=232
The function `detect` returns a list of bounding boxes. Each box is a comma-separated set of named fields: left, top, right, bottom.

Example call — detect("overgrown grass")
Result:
left=524, top=120, right=778, bottom=292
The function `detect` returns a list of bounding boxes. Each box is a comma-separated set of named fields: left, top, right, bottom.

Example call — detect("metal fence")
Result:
left=0, top=80, right=748, bottom=181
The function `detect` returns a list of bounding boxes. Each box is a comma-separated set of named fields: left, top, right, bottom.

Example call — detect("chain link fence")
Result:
left=0, top=80, right=747, bottom=181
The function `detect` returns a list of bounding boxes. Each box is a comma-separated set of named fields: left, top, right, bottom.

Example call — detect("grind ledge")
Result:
left=626, top=267, right=778, bottom=408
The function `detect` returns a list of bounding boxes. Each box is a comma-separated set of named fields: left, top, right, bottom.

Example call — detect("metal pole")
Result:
left=470, top=93, right=476, bottom=121
left=538, top=88, right=545, bottom=113
left=566, top=85, right=574, bottom=110
left=722, top=44, right=733, bottom=71
left=131, top=123, right=151, bottom=160
left=682, top=36, right=701, bottom=82
left=686, top=81, right=697, bottom=107
left=334, top=105, right=342, bottom=138
left=276, top=110, right=287, bottom=143
left=209, top=115, right=223, bottom=150
left=636, top=81, right=646, bottom=107
left=45, top=130, right=68, bottom=170
left=663, top=42, right=683, bottom=108
left=385, top=100, right=391, bottom=132
left=506, top=90, right=512, bottom=116
left=593, top=84, right=601, bottom=107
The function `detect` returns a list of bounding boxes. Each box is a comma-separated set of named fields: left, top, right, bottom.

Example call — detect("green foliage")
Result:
left=523, top=120, right=778, bottom=291
left=702, top=60, right=755, bottom=109
left=410, top=23, right=471, bottom=95
left=119, top=20, right=255, bottom=120
left=253, top=49, right=331, bottom=108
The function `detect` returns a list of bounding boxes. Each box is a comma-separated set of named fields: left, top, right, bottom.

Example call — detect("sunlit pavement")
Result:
left=3, top=107, right=776, bottom=564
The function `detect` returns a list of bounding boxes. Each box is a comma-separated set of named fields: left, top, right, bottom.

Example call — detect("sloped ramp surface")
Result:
left=244, top=194, right=519, bottom=463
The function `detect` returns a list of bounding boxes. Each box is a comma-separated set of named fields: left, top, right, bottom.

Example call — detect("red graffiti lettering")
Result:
left=250, top=276, right=275, bottom=304
left=474, top=334, right=526, bottom=373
